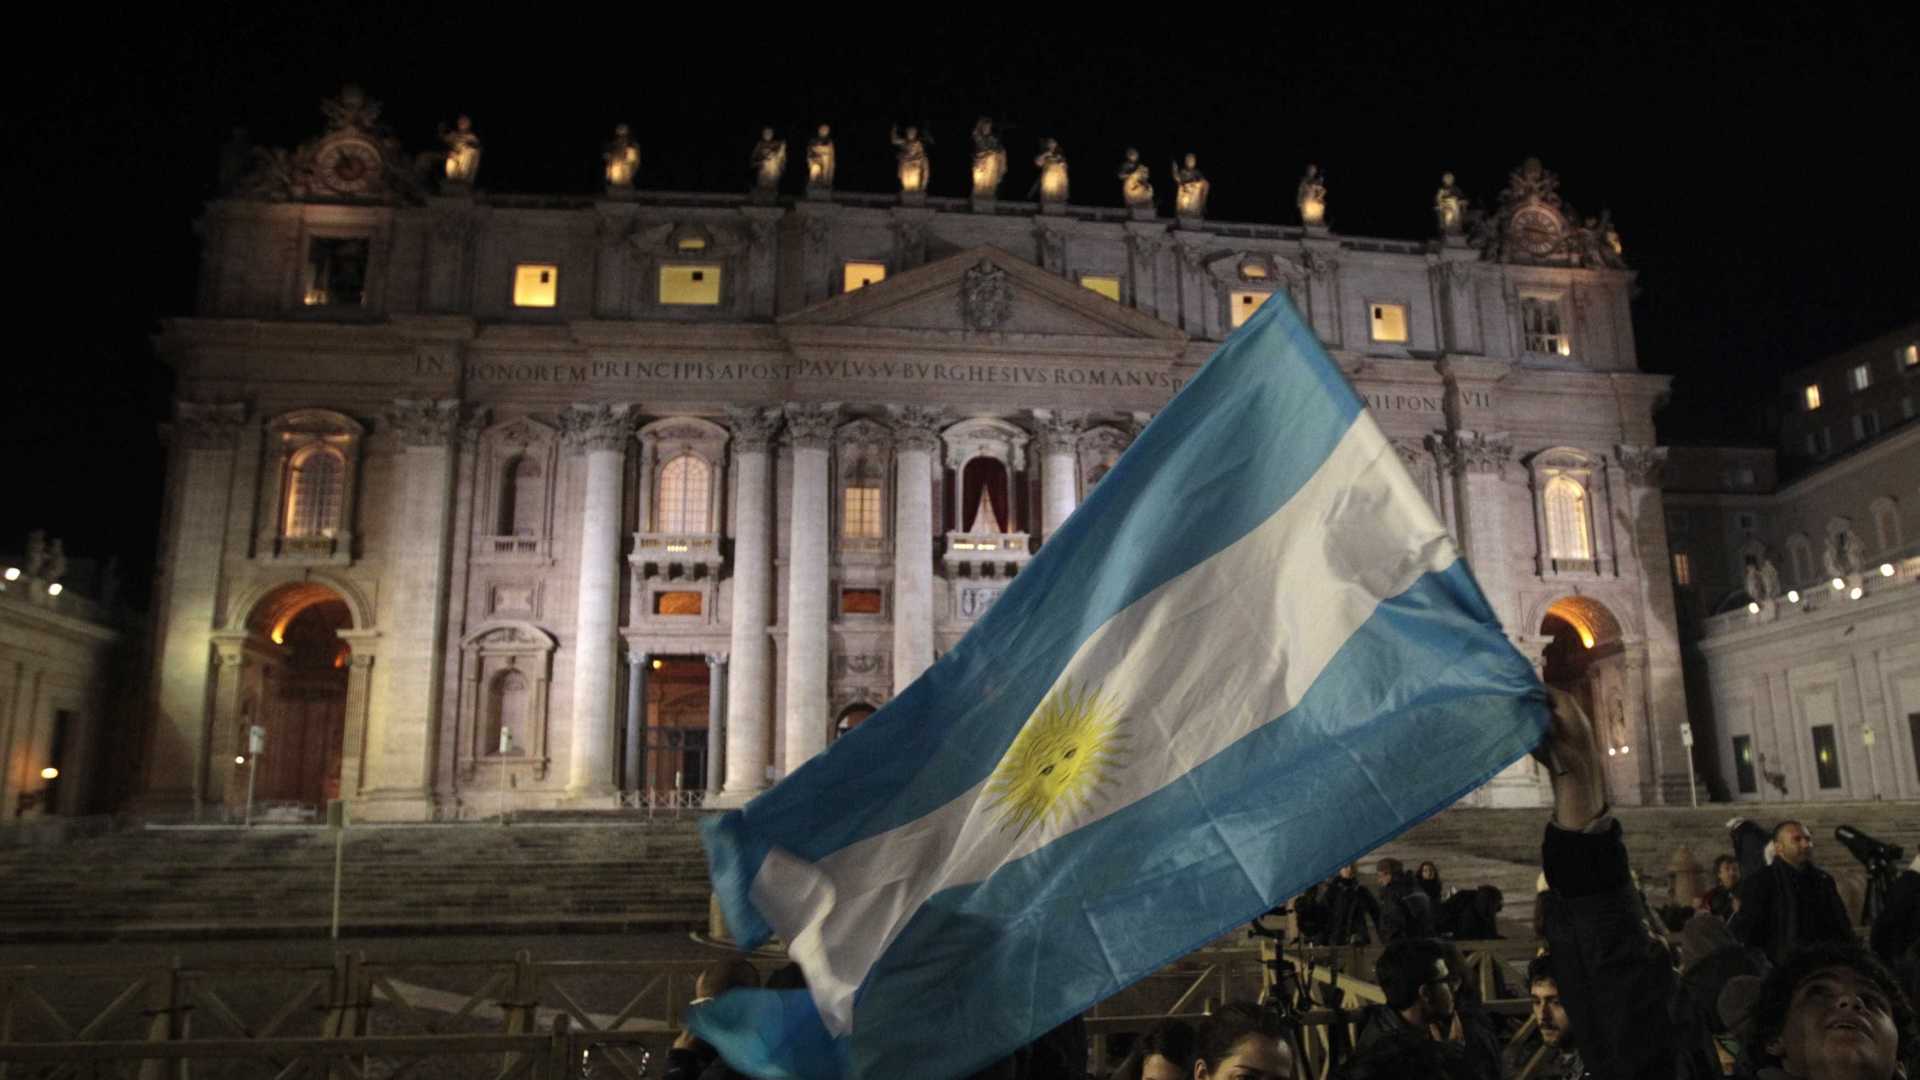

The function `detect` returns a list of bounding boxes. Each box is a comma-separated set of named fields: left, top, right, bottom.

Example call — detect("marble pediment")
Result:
left=778, top=246, right=1185, bottom=345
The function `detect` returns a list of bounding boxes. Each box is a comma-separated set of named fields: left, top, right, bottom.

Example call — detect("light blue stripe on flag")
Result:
left=694, top=290, right=1549, bottom=1080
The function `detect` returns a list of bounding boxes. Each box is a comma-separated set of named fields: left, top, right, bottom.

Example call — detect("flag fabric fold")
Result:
left=692, top=291, right=1548, bottom=1080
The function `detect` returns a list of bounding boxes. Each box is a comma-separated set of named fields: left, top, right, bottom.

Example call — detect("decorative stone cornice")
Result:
left=834, top=418, right=894, bottom=454
left=1613, top=444, right=1666, bottom=487
left=1032, top=410, right=1085, bottom=456
left=1450, top=430, right=1513, bottom=477
left=1425, top=432, right=1458, bottom=475
left=725, top=406, right=783, bottom=453
left=457, top=405, right=491, bottom=449
left=558, top=402, right=636, bottom=454
left=887, top=405, right=948, bottom=453
left=166, top=401, right=249, bottom=450
left=385, top=398, right=463, bottom=447
left=782, top=403, right=841, bottom=451
left=1389, top=437, right=1428, bottom=467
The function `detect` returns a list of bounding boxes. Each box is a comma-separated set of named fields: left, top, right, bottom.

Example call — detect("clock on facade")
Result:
left=1510, top=207, right=1562, bottom=258
left=314, top=140, right=383, bottom=195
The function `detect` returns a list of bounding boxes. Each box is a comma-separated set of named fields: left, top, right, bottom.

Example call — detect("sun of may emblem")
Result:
left=986, top=682, right=1128, bottom=838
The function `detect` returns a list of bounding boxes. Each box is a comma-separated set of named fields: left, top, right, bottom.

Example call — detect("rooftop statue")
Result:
left=750, top=127, right=787, bottom=195
left=604, top=123, right=640, bottom=190
left=439, top=115, right=482, bottom=186
left=807, top=124, right=836, bottom=192
left=1434, top=171, right=1467, bottom=235
left=1116, top=148, right=1153, bottom=210
left=1171, top=152, right=1207, bottom=219
left=970, top=118, right=1006, bottom=199
left=891, top=125, right=931, bottom=194
left=1033, top=137, right=1069, bottom=204
left=320, top=83, right=382, bottom=133
left=1297, top=163, right=1327, bottom=227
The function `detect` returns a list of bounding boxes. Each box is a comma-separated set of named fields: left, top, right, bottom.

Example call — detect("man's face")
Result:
left=1142, top=1053, right=1185, bottom=1080
left=1777, top=825, right=1814, bottom=867
left=1418, top=959, right=1457, bottom=1024
left=1376, top=865, right=1393, bottom=887
left=1719, top=860, right=1741, bottom=888
left=1337, top=865, right=1355, bottom=881
left=1771, top=966, right=1904, bottom=1080
left=1531, top=979, right=1574, bottom=1048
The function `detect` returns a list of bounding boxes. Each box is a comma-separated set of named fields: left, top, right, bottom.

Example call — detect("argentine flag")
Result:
left=694, top=292, right=1548, bottom=1079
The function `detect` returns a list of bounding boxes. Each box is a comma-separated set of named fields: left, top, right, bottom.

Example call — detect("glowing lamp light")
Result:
left=40, top=766, right=59, bottom=781
left=1607, top=747, right=1617, bottom=756
left=1832, top=578, right=1846, bottom=591
left=1747, top=602, right=1761, bottom=615
left=3, top=567, right=18, bottom=581
left=650, top=658, right=663, bottom=670
left=1787, top=590, right=1802, bottom=603
left=1850, top=586, right=1864, bottom=600
left=1578, top=628, right=1595, bottom=649
left=47, top=583, right=62, bottom=596
left=1881, top=563, right=1897, bottom=578
left=1620, top=745, right=1630, bottom=754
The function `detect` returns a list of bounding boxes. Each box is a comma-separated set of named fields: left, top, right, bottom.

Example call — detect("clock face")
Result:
left=316, top=139, right=382, bottom=194
left=1512, top=208, right=1561, bottom=257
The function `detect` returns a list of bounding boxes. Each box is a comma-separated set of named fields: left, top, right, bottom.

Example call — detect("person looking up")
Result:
left=1748, top=940, right=1914, bottom=1080
left=1191, top=1002, right=1292, bottom=1080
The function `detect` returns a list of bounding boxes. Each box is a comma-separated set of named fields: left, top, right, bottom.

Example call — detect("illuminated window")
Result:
left=1811, top=724, right=1841, bottom=789
left=843, top=484, right=883, bottom=539
left=513, top=264, right=558, bottom=308
left=1229, top=290, right=1272, bottom=329
left=286, top=445, right=345, bottom=538
left=843, top=262, right=887, bottom=293
left=660, top=265, right=722, bottom=305
left=676, top=235, right=708, bottom=252
left=1803, top=383, right=1822, bottom=411
left=1369, top=303, right=1409, bottom=344
left=1732, top=735, right=1756, bottom=794
left=1904, top=343, right=1919, bottom=369
left=840, top=588, right=883, bottom=616
left=656, top=454, right=711, bottom=532
left=654, top=591, right=703, bottom=616
left=1079, top=274, right=1121, bottom=302
left=1672, top=550, right=1693, bottom=586
left=1851, top=363, right=1872, bottom=392
left=1520, top=296, right=1570, bottom=355
left=1240, top=261, right=1270, bottom=280
left=303, top=237, right=368, bottom=307
left=1543, top=475, right=1592, bottom=561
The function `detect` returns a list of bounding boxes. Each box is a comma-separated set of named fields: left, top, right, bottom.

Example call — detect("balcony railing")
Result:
left=631, top=531, right=725, bottom=578
left=942, top=531, right=1033, bottom=579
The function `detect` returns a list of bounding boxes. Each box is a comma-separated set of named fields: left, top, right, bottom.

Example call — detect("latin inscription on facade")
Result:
left=1360, top=389, right=1495, bottom=414
left=457, top=356, right=1187, bottom=392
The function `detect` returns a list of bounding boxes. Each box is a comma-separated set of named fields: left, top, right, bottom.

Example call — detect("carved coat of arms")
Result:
left=960, top=260, right=1013, bottom=331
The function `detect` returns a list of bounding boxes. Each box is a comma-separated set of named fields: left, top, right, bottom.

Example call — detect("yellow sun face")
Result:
left=986, top=682, right=1127, bottom=839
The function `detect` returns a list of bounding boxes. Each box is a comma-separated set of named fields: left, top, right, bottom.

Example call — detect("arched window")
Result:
left=1543, top=475, right=1592, bottom=561
left=961, top=457, right=1011, bottom=533
left=285, top=445, right=345, bottom=538
left=1871, top=497, right=1902, bottom=553
left=487, top=669, right=529, bottom=755
left=497, top=455, right=544, bottom=536
left=1787, top=534, right=1814, bottom=584
left=656, top=454, right=711, bottom=532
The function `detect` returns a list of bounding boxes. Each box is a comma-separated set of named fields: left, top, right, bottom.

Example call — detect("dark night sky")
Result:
left=8, top=8, right=1916, bottom=607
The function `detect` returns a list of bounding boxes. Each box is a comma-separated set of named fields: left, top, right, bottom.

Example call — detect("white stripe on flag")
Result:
left=754, top=412, right=1456, bottom=1036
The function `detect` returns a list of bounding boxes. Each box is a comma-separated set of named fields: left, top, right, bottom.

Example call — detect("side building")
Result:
left=1667, top=320, right=1920, bottom=802
left=146, top=87, right=1686, bottom=820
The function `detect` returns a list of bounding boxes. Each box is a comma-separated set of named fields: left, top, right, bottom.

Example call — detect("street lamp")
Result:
left=2, top=567, right=18, bottom=581
left=1787, top=589, right=1802, bottom=603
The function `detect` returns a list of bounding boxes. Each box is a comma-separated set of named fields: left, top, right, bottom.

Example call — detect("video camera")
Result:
left=1836, top=825, right=1906, bottom=925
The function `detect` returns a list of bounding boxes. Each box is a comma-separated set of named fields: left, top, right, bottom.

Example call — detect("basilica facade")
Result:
left=146, top=88, right=1686, bottom=821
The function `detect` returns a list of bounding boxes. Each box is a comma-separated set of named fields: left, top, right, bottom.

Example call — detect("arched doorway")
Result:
left=239, top=583, right=353, bottom=810
left=835, top=704, right=876, bottom=739
left=642, top=657, right=710, bottom=792
left=1539, top=596, right=1636, bottom=786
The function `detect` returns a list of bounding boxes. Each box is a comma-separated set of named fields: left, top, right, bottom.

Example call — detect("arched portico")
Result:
left=1539, top=594, right=1656, bottom=803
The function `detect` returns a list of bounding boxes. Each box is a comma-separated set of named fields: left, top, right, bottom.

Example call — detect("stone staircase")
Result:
left=0, top=817, right=713, bottom=942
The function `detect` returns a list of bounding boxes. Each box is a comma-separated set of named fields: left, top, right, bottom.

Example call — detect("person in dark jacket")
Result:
left=664, top=958, right=762, bottom=1080
left=1701, top=854, right=1741, bottom=921
left=1352, top=939, right=1500, bottom=1079
left=1375, top=859, right=1437, bottom=943
left=1417, top=861, right=1445, bottom=906
left=1730, top=820, right=1856, bottom=966
left=1321, top=864, right=1380, bottom=945
left=1871, top=855, right=1920, bottom=969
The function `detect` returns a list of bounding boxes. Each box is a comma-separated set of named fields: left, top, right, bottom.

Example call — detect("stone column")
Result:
left=335, top=635, right=379, bottom=798
left=889, top=407, right=944, bottom=694
left=357, top=400, right=461, bottom=819
left=1447, top=431, right=1515, bottom=630
left=1617, top=444, right=1691, bottom=804
left=1034, top=411, right=1083, bottom=544
left=782, top=403, right=840, bottom=777
left=705, top=653, right=728, bottom=797
left=561, top=403, right=636, bottom=800
left=149, top=402, right=247, bottom=814
left=720, top=407, right=782, bottom=804
left=625, top=650, right=649, bottom=794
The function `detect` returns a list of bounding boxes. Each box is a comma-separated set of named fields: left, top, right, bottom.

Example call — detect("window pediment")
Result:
left=942, top=417, right=1031, bottom=471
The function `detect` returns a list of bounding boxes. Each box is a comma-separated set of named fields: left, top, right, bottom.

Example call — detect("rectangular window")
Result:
left=1520, top=296, right=1570, bottom=356
left=1851, top=363, right=1873, bottom=391
left=1732, top=466, right=1757, bottom=489
left=1736, top=512, right=1758, bottom=533
left=1817, top=427, right=1833, bottom=455
left=1908, top=712, right=1920, bottom=788
left=1852, top=415, right=1867, bottom=441
left=654, top=591, right=703, bottom=616
left=1805, top=433, right=1819, bottom=456
left=1804, top=383, right=1823, bottom=411
left=843, top=484, right=883, bottom=539
left=1673, top=551, right=1693, bottom=585
left=1905, top=343, right=1919, bottom=369
left=1229, top=290, right=1272, bottom=328
left=840, top=588, right=884, bottom=616
left=1369, top=302, right=1410, bottom=343
left=843, top=261, right=887, bottom=293
left=303, top=237, right=369, bottom=307
left=1863, top=411, right=1881, bottom=437
left=1811, top=724, right=1842, bottom=789
left=1903, top=396, right=1916, bottom=421
left=1733, top=735, right=1757, bottom=795
left=512, top=263, right=558, bottom=308
left=1079, top=274, right=1122, bottom=302
left=660, top=265, right=722, bottom=305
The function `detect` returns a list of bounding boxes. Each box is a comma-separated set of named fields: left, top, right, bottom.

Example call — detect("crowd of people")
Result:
left=673, top=691, right=1920, bottom=1079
